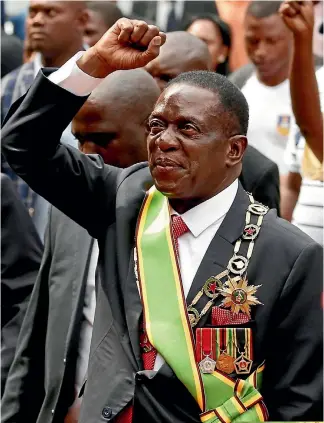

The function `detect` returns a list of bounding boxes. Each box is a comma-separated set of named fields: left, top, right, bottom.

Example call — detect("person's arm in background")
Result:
left=281, top=123, right=303, bottom=221
left=1, top=173, right=43, bottom=393
left=280, top=0, right=323, bottom=163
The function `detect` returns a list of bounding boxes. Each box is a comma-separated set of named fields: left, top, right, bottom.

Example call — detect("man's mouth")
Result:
left=154, top=157, right=182, bottom=169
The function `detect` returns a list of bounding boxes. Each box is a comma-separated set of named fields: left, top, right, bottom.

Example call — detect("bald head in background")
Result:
left=145, top=31, right=212, bottom=91
left=72, top=69, right=160, bottom=168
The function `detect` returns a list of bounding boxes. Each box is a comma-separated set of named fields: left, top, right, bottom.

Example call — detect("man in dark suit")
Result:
left=131, top=1, right=218, bottom=32
left=1, top=69, right=160, bottom=423
left=2, top=20, right=322, bottom=423
left=145, top=30, right=280, bottom=212
left=1, top=173, right=43, bottom=394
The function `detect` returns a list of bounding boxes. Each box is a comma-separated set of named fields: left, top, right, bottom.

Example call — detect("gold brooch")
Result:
left=218, top=275, right=262, bottom=318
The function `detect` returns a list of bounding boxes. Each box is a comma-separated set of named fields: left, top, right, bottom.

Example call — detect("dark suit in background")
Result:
left=1, top=173, right=43, bottom=394
left=132, top=1, right=218, bottom=30
left=1, top=205, right=94, bottom=422
left=241, top=145, right=280, bottom=213
left=1, top=30, right=23, bottom=79
left=1, top=72, right=322, bottom=423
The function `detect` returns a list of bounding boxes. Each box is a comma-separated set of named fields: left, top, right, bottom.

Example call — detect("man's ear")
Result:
left=226, top=135, right=247, bottom=168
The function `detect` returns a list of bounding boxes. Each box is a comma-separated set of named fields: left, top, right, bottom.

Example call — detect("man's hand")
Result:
left=279, top=1, right=314, bottom=40
left=77, top=18, right=166, bottom=78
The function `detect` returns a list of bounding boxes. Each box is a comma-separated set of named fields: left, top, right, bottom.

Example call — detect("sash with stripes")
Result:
left=135, top=186, right=268, bottom=422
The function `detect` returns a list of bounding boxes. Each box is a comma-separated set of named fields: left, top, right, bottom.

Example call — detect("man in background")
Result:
left=230, top=1, right=294, bottom=186
left=1, top=174, right=43, bottom=394
left=1, top=0, right=88, bottom=240
left=126, top=1, right=218, bottom=32
left=1, top=69, right=160, bottom=423
left=146, top=30, right=280, bottom=211
left=84, top=1, right=123, bottom=47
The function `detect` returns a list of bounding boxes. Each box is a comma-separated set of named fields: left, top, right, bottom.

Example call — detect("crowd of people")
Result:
left=0, top=1, right=323, bottom=423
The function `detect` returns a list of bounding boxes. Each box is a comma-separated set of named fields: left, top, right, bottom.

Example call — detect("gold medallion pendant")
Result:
left=218, top=275, right=262, bottom=318
left=216, top=353, right=235, bottom=374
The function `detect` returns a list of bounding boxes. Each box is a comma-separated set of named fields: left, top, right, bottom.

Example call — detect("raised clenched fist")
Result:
left=279, top=1, right=314, bottom=39
left=77, top=19, right=166, bottom=78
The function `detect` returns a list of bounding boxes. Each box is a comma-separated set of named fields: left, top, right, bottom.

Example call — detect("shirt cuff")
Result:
left=48, top=52, right=103, bottom=96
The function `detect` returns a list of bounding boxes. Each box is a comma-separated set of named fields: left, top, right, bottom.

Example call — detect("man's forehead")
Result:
left=153, top=84, right=220, bottom=117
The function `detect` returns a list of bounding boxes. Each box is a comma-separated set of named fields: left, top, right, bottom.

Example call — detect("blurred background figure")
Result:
left=1, top=173, right=43, bottom=394
left=215, top=0, right=251, bottom=71
left=84, top=1, right=123, bottom=47
left=230, top=0, right=294, bottom=205
left=127, top=1, right=218, bottom=32
left=1, top=0, right=89, bottom=240
left=185, top=13, right=231, bottom=76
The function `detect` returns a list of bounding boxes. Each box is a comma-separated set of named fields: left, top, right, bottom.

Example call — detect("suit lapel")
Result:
left=186, top=184, right=250, bottom=328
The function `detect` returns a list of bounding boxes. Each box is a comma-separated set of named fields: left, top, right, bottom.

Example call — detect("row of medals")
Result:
left=199, top=348, right=253, bottom=375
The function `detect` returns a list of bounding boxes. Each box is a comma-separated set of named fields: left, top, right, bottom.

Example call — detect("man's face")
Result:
left=147, top=84, right=231, bottom=200
left=84, top=10, right=108, bottom=47
left=244, top=13, right=292, bottom=83
left=27, top=0, right=84, bottom=54
left=72, top=100, right=147, bottom=168
left=145, top=49, right=208, bottom=92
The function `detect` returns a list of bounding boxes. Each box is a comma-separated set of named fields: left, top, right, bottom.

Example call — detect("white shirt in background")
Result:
left=242, top=73, right=292, bottom=175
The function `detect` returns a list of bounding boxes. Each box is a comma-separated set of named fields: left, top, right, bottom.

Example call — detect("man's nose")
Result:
left=155, top=128, right=179, bottom=151
left=254, top=41, right=267, bottom=60
left=31, top=11, right=45, bottom=26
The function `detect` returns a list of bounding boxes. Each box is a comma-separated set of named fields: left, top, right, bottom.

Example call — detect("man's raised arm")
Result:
left=1, top=19, right=166, bottom=238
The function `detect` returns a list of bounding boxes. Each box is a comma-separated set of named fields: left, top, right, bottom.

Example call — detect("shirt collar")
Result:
left=170, top=179, right=238, bottom=237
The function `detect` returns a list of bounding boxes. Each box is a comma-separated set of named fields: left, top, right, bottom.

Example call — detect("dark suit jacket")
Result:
left=1, top=72, right=323, bottom=423
left=1, top=205, right=94, bottom=422
left=1, top=173, right=43, bottom=394
left=131, top=1, right=218, bottom=29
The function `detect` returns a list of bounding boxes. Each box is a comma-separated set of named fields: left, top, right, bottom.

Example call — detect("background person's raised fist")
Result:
left=77, top=18, right=166, bottom=78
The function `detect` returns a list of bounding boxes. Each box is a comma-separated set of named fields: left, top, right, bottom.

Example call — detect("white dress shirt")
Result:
left=48, top=53, right=239, bottom=371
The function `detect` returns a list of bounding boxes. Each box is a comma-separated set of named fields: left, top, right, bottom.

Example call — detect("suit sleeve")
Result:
left=263, top=242, right=323, bottom=421
left=1, top=174, right=43, bottom=394
left=253, top=163, right=280, bottom=215
left=1, top=209, right=53, bottom=422
left=1, top=70, right=121, bottom=239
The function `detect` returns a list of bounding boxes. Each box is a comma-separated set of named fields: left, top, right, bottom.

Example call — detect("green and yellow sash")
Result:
left=136, top=186, right=268, bottom=422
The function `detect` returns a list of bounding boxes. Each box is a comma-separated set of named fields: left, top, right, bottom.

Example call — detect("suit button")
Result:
left=102, top=407, right=112, bottom=419
left=51, top=409, right=54, bottom=415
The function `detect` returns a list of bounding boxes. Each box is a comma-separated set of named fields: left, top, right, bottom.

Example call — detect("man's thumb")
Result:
left=144, top=36, right=162, bottom=61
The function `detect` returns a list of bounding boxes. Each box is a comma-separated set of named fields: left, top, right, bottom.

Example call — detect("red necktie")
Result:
left=116, top=215, right=189, bottom=423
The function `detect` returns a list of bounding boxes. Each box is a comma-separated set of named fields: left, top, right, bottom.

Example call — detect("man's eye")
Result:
left=149, top=119, right=163, bottom=128
left=181, top=123, right=198, bottom=133
left=47, top=9, right=57, bottom=17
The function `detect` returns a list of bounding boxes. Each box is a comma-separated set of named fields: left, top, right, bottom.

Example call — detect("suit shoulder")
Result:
left=262, top=210, right=321, bottom=255
left=117, top=162, right=150, bottom=186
